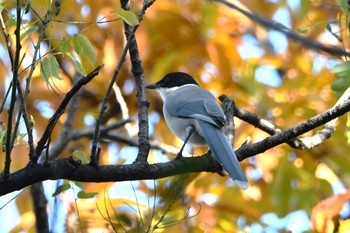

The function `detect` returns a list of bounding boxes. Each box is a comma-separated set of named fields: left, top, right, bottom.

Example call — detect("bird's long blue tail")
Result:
left=197, top=122, right=248, bottom=189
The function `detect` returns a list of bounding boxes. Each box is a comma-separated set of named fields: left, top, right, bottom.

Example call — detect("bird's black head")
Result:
left=146, top=72, right=198, bottom=89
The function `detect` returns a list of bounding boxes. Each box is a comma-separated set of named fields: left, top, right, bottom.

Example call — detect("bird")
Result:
left=146, top=72, right=248, bottom=190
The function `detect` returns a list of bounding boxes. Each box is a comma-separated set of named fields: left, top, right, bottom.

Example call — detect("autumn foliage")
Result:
left=1, top=0, right=350, bottom=232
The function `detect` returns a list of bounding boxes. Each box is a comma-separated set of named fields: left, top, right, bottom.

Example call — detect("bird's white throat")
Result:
left=157, top=84, right=197, bottom=101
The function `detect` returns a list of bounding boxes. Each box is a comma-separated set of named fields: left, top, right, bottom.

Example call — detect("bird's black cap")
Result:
left=146, top=72, right=198, bottom=89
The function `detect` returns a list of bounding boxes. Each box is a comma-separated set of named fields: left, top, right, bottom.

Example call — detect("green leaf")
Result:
left=20, top=25, right=39, bottom=40
left=52, top=183, right=71, bottom=197
left=73, top=181, right=84, bottom=189
left=331, top=79, right=350, bottom=92
left=0, top=128, right=6, bottom=145
left=5, top=18, right=16, bottom=26
left=77, top=191, right=98, bottom=199
left=331, top=61, right=350, bottom=95
left=40, top=55, right=62, bottom=85
left=72, top=150, right=89, bottom=164
left=72, top=34, right=96, bottom=67
left=337, top=0, right=350, bottom=13
left=114, top=8, right=139, bottom=26
left=59, top=38, right=70, bottom=54
left=332, top=61, right=350, bottom=76
left=14, top=133, right=27, bottom=145
left=66, top=52, right=86, bottom=75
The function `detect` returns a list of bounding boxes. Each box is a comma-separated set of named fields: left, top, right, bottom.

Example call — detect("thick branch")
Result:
left=2, top=97, right=350, bottom=195
left=0, top=154, right=221, bottom=196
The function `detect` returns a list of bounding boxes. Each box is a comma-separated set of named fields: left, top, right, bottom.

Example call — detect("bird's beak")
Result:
left=145, top=83, right=157, bottom=89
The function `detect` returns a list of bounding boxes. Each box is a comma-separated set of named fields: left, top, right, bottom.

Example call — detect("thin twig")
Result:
left=0, top=9, right=14, bottom=69
left=3, top=0, right=22, bottom=180
left=34, top=65, right=103, bottom=162
left=214, top=0, right=350, bottom=57
left=120, top=0, right=155, bottom=163
left=235, top=98, right=350, bottom=160
left=299, top=87, right=350, bottom=148
left=219, top=95, right=303, bottom=149
left=90, top=31, right=135, bottom=165
left=90, top=0, right=156, bottom=164
left=37, top=74, right=84, bottom=163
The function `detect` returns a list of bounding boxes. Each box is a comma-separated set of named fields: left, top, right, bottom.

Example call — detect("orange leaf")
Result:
left=311, top=190, right=350, bottom=233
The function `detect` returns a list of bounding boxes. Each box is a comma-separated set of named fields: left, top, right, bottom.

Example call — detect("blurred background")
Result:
left=0, top=0, right=349, bottom=232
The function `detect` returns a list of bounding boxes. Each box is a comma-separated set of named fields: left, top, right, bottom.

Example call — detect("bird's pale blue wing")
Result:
left=165, top=86, right=226, bottom=127
left=203, top=99, right=226, bottom=126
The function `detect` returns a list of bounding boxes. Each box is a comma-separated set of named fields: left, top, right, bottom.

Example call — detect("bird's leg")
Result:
left=176, top=125, right=194, bottom=159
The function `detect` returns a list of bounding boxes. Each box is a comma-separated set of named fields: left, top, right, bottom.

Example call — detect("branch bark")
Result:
left=0, top=154, right=221, bottom=196
left=2, top=94, right=350, bottom=196
left=121, top=0, right=152, bottom=163
left=34, top=65, right=103, bottom=162
left=235, top=98, right=350, bottom=160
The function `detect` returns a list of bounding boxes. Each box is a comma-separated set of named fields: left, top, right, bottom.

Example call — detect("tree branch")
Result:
left=214, top=0, right=350, bottom=57
left=30, top=183, right=49, bottom=233
left=219, top=95, right=303, bottom=149
left=298, top=87, right=350, bottom=148
left=34, top=65, right=103, bottom=162
left=2, top=95, right=350, bottom=196
left=235, top=98, right=350, bottom=160
left=120, top=0, right=154, bottom=163
left=0, top=154, right=221, bottom=196
left=2, top=0, right=22, bottom=180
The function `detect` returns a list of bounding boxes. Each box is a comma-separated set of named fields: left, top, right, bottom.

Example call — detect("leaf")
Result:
left=20, top=25, right=39, bottom=40
left=77, top=191, right=98, bottom=199
left=332, top=61, right=350, bottom=76
left=52, top=183, right=71, bottom=197
left=72, top=150, right=89, bottom=164
left=73, top=181, right=84, bottom=189
left=331, top=79, right=350, bottom=92
left=66, top=52, right=86, bottom=75
left=5, top=18, right=16, bottom=26
left=15, top=133, right=27, bottom=145
left=114, top=8, right=139, bottom=26
left=331, top=61, right=350, bottom=95
left=311, top=191, right=350, bottom=233
left=59, top=38, right=70, bottom=54
left=0, top=129, right=6, bottom=144
left=72, top=34, right=96, bottom=67
left=40, top=55, right=62, bottom=85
